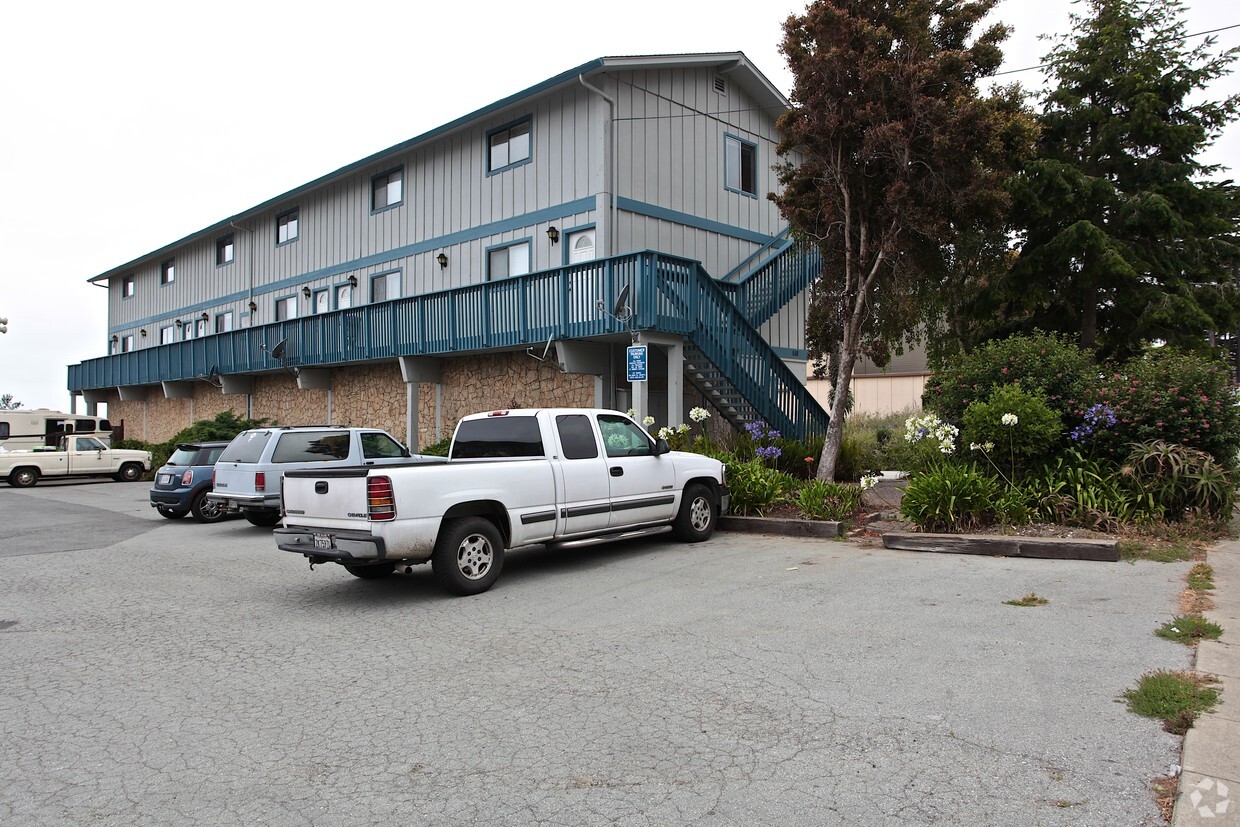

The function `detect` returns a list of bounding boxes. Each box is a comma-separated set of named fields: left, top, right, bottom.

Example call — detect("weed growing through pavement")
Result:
left=1187, top=563, right=1215, bottom=591
left=1122, top=670, right=1220, bottom=735
left=1155, top=615, right=1224, bottom=645
left=1003, top=592, right=1049, bottom=607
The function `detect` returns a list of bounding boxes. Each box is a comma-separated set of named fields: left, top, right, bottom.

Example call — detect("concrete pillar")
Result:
left=400, top=357, right=443, bottom=448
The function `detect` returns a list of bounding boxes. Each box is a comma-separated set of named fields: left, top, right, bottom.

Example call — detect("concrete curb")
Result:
left=1173, top=540, right=1240, bottom=825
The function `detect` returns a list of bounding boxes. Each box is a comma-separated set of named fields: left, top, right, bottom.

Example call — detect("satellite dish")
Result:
left=270, top=339, right=287, bottom=360
left=613, top=285, right=631, bottom=318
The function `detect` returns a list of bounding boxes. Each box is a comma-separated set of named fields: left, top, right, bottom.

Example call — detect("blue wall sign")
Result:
left=626, top=345, right=648, bottom=382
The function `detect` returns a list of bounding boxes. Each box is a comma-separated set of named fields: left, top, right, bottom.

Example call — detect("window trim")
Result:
left=216, top=233, right=235, bottom=266
left=274, top=294, right=298, bottom=322
left=723, top=132, right=759, bottom=199
left=485, top=238, right=533, bottom=281
left=121, top=334, right=135, bottom=353
left=160, top=258, right=176, bottom=286
left=370, top=166, right=404, bottom=214
left=485, top=116, right=533, bottom=176
left=275, top=208, right=300, bottom=247
left=369, top=268, right=401, bottom=304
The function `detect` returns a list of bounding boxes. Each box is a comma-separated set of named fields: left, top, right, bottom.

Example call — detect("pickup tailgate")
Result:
left=280, top=467, right=373, bottom=531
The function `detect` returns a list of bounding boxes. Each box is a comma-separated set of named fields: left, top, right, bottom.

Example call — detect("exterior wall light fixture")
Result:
left=301, top=286, right=311, bottom=298
left=140, top=329, right=147, bottom=337
left=248, top=301, right=257, bottom=313
left=111, top=335, right=119, bottom=343
left=347, top=275, right=358, bottom=288
left=200, top=312, right=209, bottom=322
left=175, top=319, right=183, bottom=327
left=436, top=253, right=448, bottom=269
left=547, top=226, right=559, bottom=244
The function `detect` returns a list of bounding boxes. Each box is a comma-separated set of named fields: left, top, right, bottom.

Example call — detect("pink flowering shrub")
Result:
left=1069, top=349, right=1240, bottom=467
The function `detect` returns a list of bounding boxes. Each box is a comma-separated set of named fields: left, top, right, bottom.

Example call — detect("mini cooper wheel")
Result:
left=191, top=491, right=227, bottom=523
left=156, top=505, right=188, bottom=520
left=431, top=517, right=504, bottom=596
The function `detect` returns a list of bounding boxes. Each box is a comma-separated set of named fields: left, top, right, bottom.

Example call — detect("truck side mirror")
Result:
left=653, top=438, right=670, bottom=456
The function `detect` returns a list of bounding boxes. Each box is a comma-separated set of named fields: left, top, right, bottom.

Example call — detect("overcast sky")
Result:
left=1, top=0, right=1236, bottom=412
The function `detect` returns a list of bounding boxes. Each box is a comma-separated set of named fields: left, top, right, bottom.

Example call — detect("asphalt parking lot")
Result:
left=0, top=481, right=1193, bottom=826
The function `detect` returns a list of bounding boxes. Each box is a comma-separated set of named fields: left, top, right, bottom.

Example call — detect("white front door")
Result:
left=568, top=230, right=596, bottom=264
left=315, top=290, right=330, bottom=315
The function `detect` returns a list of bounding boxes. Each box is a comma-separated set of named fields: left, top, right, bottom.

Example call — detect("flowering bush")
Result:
left=1069, top=349, right=1240, bottom=467
left=744, top=421, right=783, bottom=465
left=904, top=413, right=959, bottom=454
left=923, top=331, right=1092, bottom=424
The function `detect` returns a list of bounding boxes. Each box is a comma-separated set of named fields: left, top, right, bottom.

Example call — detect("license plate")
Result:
left=313, top=534, right=334, bottom=550
left=158, top=474, right=172, bottom=485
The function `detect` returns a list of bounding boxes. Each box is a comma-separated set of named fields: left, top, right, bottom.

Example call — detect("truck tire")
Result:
left=244, top=510, right=282, bottom=527
left=114, top=463, right=144, bottom=482
left=9, top=467, right=39, bottom=488
left=156, top=505, right=188, bottom=520
left=672, top=483, right=717, bottom=542
left=191, top=490, right=227, bottom=523
left=432, top=517, right=504, bottom=596
left=345, top=562, right=397, bottom=579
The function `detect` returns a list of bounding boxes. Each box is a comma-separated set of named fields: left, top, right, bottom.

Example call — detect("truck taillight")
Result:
left=180, top=470, right=193, bottom=486
left=367, top=476, right=396, bottom=521
left=255, top=471, right=266, bottom=492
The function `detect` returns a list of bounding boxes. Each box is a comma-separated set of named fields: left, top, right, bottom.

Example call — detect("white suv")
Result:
left=209, top=426, right=442, bottom=527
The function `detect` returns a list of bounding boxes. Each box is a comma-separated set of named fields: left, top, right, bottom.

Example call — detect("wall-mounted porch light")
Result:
left=301, top=286, right=311, bottom=298
left=140, top=328, right=147, bottom=337
left=175, top=319, right=183, bottom=328
left=547, top=226, right=560, bottom=244
left=436, top=253, right=448, bottom=269
left=200, top=312, right=209, bottom=322
left=111, top=335, right=118, bottom=343
left=347, top=275, right=358, bottom=288
left=248, top=301, right=257, bottom=313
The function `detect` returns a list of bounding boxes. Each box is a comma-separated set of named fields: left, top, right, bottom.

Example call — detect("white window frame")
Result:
left=486, top=240, right=532, bottom=281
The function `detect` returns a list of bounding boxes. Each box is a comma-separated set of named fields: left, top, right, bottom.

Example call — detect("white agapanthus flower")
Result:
left=1001, top=413, right=1019, bottom=427
left=689, top=407, right=710, bottom=423
left=657, top=427, right=674, bottom=440
left=903, top=413, right=958, bottom=454
left=860, top=475, right=879, bottom=491
left=642, top=416, right=655, bottom=427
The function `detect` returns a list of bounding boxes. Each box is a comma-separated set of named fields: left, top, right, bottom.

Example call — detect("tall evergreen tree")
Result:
left=991, top=0, right=1240, bottom=359
left=772, top=0, right=1035, bottom=480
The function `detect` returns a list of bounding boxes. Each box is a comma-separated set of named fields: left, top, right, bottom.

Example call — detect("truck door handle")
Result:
left=610, top=466, right=623, bottom=477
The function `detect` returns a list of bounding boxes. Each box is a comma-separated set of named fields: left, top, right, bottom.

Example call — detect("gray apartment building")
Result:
left=67, top=52, right=829, bottom=447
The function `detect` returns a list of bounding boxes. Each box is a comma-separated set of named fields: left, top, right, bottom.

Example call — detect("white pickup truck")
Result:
left=0, top=435, right=152, bottom=487
left=274, top=408, right=730, bottom=595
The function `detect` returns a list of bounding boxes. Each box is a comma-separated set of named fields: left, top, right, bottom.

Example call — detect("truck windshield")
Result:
left=451, top=417, right=544, bottom=459
left=218, top=431, right=272, bottom=463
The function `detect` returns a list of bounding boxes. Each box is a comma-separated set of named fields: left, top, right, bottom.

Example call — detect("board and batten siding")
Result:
left=609, top=66, right=786, bottom=279
left=107, top=85, right=604, bottom=342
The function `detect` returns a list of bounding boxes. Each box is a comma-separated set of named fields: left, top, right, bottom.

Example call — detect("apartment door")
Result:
left=568, top=229, right=596, bottom=264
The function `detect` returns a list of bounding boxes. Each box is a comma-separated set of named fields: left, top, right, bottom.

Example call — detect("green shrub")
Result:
left=834, top=428, right=879, bottom=482
left=792, top=479, right=864, bottom=521
left=962, top=384, right=1062, bottom=476
left=724, top=459, right=791, bottom=516
left=1070, top=348, right=1240, bottom=467
left=899, top=463, right=998, bottom=532
left=878, top=413, right=960, bottom=476
left=419, top=437, right=451, bottom=457
left=1124, top=440, right=1235, bottom=522
left=923, top=331, right=1092, bottom=424
left=116, top=409, right=273, bottom=478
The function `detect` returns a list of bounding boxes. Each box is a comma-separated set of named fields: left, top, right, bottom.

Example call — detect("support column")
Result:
left=399, top=357, right=443, bottom=449
left=636, top=332, right=686, bottom=427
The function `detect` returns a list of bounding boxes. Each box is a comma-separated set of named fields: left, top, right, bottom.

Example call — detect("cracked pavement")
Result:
left=0, top=483, right=1190, bottom=825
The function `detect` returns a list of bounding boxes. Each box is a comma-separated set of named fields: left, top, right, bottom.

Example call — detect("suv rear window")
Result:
left=218, top=431, right=273, bottom=463
left=271, top=431, right=351, bottom=463
left=452, top=416, right=544, bottom=459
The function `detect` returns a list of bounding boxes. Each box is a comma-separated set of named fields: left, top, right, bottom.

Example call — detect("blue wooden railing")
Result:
left=69, top=251, right=829, bottom=438
left=722, top=240, right=822, bottom=330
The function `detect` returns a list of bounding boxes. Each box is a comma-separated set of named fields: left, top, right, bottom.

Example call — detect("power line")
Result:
left=993, top=22, right=1240, bottom=77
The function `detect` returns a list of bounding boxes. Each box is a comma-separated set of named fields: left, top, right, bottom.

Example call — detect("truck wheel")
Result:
left=244, top=510, right=282, bottom=527
left=114, top=463, right=144, bottom=482
left=672, top=483, right=717, bottom=542
left=9, top=467, right=39, bottom=488
left=432, top=517, right=504, bottom=596
left=191, top=491, right=227, bottom=523
left=156, top=505, right=188, bottom=520
left=345, top=562, right=397, bottom=579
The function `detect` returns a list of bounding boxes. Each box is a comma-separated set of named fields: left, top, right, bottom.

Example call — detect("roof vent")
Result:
left=713, top=76, right=727, bottom=95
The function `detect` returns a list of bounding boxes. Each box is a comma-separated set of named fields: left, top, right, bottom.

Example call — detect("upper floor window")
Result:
left=216, top=311, right=234, bottom=333
left=217, top=234, right=235, bottom=265
left=487, top=118, right=531, bottom=173
left=371, top=168, right=403, bottom=212
left=487, top=241, right=530, bottom=281
left=160, top=259, right=175, bottom=285
left=121, top=334, right=135, bottom=353
left=276, top=209, right=299, bottom=245
left=275, top=295, right=297, bottom=321
left=121, top=275, right=135, bottom=298
left=371, top=271, right=399, bottom=303
left=724, top=134, right=757, bottom=197
left=160, top=326, right=174, bottom=344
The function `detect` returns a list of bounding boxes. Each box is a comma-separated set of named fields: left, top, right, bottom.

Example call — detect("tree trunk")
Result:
left=817, top=341, right=860, bottom=482
left=1081, top=284, right=1098, bottom=351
